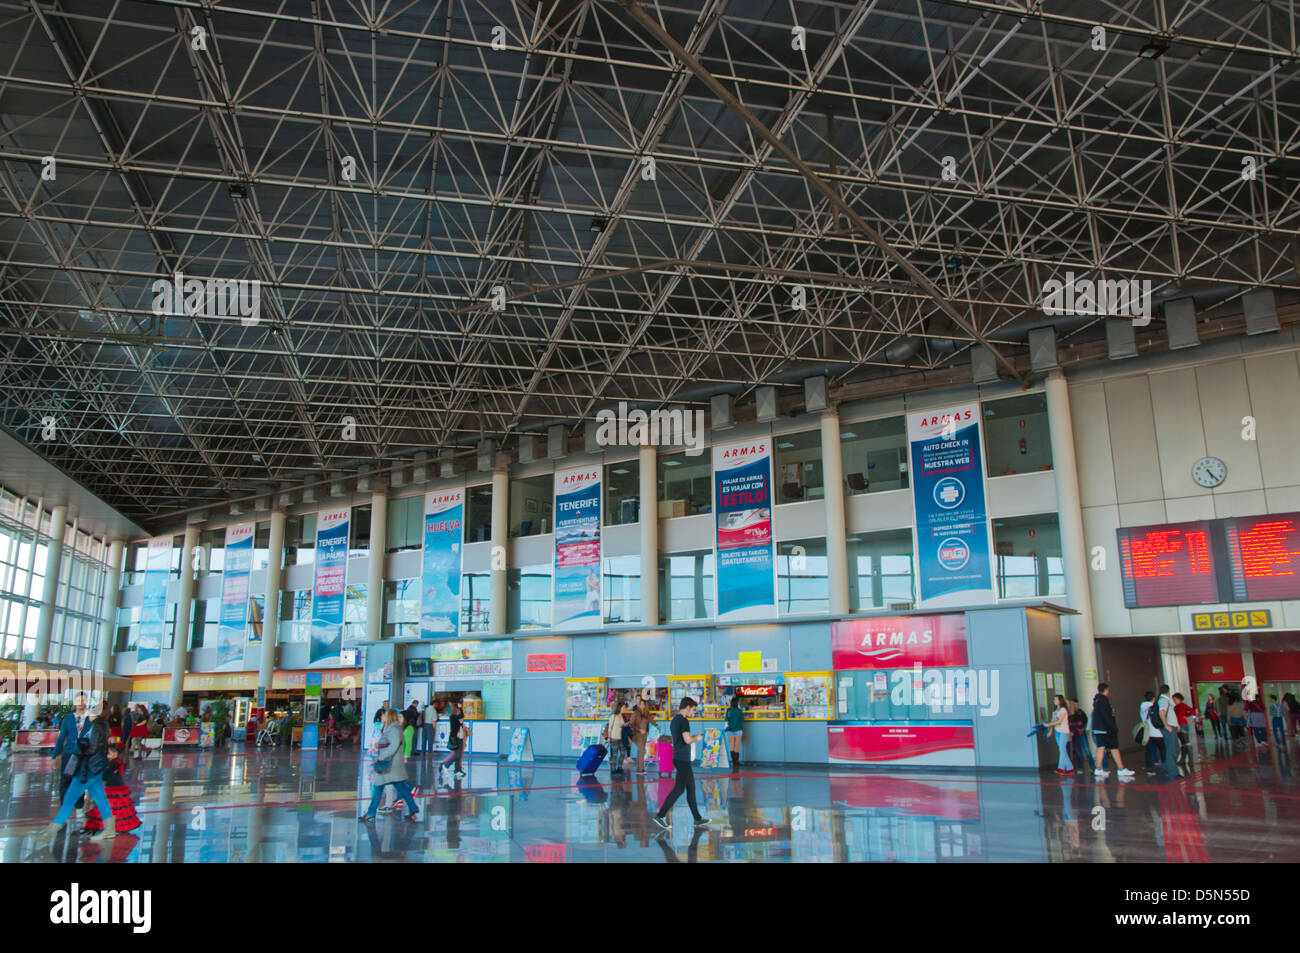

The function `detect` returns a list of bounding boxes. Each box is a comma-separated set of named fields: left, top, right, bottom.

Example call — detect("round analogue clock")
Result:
left=1191, top=456, right=1227, bottom=488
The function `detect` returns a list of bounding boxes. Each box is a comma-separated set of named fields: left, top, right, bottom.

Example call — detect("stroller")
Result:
left=256, top=716, right=281, bottom=747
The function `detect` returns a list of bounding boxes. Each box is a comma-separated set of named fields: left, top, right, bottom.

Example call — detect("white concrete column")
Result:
left=1044, top=370, right=1099, bottom=704
left=257, top=510, right=287, bottom=699
left=24, top=503, right=68, bottom=724
left=95, top=539, right=126, bottom=674
left=639, top=444, right=659, bottom=625
left=31, top=503, right=69, bottom=664
left=365, top=486, right=388, bottom=642
left=168, top=521, right=202, bottom=711
left=489, top=467, right=509, bottom=635
left=820, top=410, right=850, bottom=615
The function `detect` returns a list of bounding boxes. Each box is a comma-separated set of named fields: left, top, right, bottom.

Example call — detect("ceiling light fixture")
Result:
left=590, top=217, right=607, bottom=233
left=1138, top=38, right=1169, bottom=59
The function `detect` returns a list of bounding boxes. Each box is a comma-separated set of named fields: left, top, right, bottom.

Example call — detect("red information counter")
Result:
left=14, top=729, right=59, bottom=750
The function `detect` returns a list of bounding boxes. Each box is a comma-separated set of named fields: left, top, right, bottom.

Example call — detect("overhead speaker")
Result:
left=971, top=348, right=998, bottom=384
left=517, top=434, right=540, bottom=463
left=1164, top=298, right=1199, bottom=350
left=355, top=465, right=372, bottom=493
left=1243, top=289, right=1279, bottom=335
left=803, top=376, right=828, bottom=413
left=547, top=424, right=567, bottom=460
left=438, top=459, right=455, bottom=479
left=710, top=393, right=734, bottom=430
left=476, top=440, right=495, bottom=473
left=585, top=417, right=603, bottom=454
left=229, top=501, right=244, bottom=516
left=755, top=385, right=777, bottom=422
left=412, top=452, right=429, bottom=484
left=1028, top=327, right=1058, bottom=372
left=1106, top=319, right=1137, bottom=360
left=329, top=471, right=347, bottom=497
left=301, top=483, right=316, bottom=504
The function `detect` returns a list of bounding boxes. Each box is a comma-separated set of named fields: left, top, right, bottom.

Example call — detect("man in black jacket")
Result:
left=1090, top=683, right=1135, bottom=780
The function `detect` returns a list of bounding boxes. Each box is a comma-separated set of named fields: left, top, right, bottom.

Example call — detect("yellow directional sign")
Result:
left=1190, top=610, right=1272, bottom=630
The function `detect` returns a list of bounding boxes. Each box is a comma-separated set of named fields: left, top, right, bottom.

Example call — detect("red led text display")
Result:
left=1224, top=515, right=1300, bottom=602
left=1116, top=520, right=1219, bottom=608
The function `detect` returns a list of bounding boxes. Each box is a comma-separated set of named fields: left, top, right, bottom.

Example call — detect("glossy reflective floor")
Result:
left=2, top=732, right=1298, bottom=862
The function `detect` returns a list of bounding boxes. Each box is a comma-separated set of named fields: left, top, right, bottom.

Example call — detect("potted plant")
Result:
left=0, top=703, right=21, bottom=751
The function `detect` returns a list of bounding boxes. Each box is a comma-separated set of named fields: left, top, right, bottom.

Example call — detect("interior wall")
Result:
left=1095, top=638, right=1161, bottom=746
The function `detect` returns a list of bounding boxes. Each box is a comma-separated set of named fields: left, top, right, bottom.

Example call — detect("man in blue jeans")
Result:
left=1156, top=684, right=1181, bottom=778
left=50, top=692, right=90, bottom=811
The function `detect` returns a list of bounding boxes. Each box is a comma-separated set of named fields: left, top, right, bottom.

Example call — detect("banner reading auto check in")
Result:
left=310, top=507, right=349, bottom=664
left=215, top=523, right=253, bottom=670
left=420, top=489, right=463, bottom=638
left=553, top=466, right=602, bottom=629
left=907, top=402, right=997, bottom=607
left=713, top=438, right=776, bottom=621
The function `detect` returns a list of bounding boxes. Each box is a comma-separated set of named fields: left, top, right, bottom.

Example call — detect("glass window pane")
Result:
left=847, top=530, right=915, bottom=610
left=510, top=475, right=553, bottom=538
left=984, top=393, right=1053, bottom=476
left=508, top=564, right=552, bottom=629
left=603, top=555, right=640, bottom=623
left=658, top=550, right=714, bottom=620
left=775, top=430, right=824, bottom=504
left=465, top=484, right=493, bottom=544
left=657, top=452, right=711, bottom=517
left=840, top=417, right=908, bottom=496
left=993, top=513, right=1064, bottom=598
left=604, top=462, right=640, bottom=525
left=776, top=538, right=829, bottom=614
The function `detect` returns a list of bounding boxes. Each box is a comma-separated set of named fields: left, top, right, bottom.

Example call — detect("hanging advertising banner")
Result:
left=552, top=466, right=602, bottom=629
left=137, top=537, right=172, bottom=674
left=421, top=489, right=464, bottom=638
left=907, top=403, right=997, bottom=607
left=310, top=508, right=350, bottom=664
left=831, top=614, right=969, bottom=671
left=215, top=523, right=254, bottom=671
left=713, top=438, right=775, bottom=621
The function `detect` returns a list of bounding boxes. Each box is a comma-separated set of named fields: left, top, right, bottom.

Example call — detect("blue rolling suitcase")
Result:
left=576, top=743, right=607, bottom=775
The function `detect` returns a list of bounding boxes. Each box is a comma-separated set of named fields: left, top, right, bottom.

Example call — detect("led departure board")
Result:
left=1116, top=520, right=1221, bottom=608
left=1223, top=514, right=1300, bottom=602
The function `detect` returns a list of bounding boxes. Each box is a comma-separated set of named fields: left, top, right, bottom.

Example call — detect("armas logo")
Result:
left=721, top=443, right=767, bottom=460
left=919, top=410, right=972, bottom=430
left=857, top=627, right=934, bottom=662
left=560, top=470, right=598, bottom=485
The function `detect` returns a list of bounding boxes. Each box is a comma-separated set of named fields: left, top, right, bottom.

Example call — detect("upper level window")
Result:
left=984, top=393, right=1052, bottom=476
left=840, top=417, right=908, bottom=496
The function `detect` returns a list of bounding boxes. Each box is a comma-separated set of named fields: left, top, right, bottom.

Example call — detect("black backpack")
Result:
left=1148, top=697, right=1166, bottom=731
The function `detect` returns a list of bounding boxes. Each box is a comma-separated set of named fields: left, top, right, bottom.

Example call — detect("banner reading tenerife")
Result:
left=216, top=523, right=254, bottom=670
left=310, top=507, right=350, bottom=663
left=713, top=438, right=775, bottom=621
left=553, top=466, right=602, bottom=629
left=137, top=537, right=172, bottom=674
left=421, top=489, right=463, bottom=638
left=907, top=402, right=997, bottom=607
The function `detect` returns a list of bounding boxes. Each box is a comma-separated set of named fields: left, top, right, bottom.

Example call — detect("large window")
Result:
left=984, top=393, right=1052, bottom=476
left=350, top=505, right=372, bottom=557
left=383, top=578, right=419, bottom=638
left=508, top=564, right=552, bottom=630
left=603, top=555, right=641, bottom=623
left=847, top=530, right=915, bottom=610
left=775, top=431, right=824, bottom=504
left=253, top=520, right=273, bottom=571
left=510, top=475, right=553, bottom=538
left=658, top=550, right=714, bottom=621
left=777, top=539, right=829, bottom=614
left=461, top=572, right=490, bottom=632
left=657, top=452, right=712, bottom=517
left=386, top=496, right=423, bottom=553
left=197, top=528, right=224, bottom=577
left=284, top=513, right=317, bottom=566
left=604, top=462, right=640, bottom=525
left=344, top=584, right=367, bottom=641
left=189, top=599, right=220, bottom=650
left=465, top=483, right=493, bottom=543
left=284, top=589, right=313, bottom=642
left=993, top=514, right=1065, bottom=598
left=840, top=417, right=908, bottom=496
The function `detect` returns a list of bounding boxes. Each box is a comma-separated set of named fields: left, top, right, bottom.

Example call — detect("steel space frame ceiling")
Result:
left=0, top=0, right=1296, bottom=528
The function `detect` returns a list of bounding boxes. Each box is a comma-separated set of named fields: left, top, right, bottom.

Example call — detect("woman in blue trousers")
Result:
left=1045, top=695, right=1074, bottom=776
left=41, top=701, right=115, bottom=842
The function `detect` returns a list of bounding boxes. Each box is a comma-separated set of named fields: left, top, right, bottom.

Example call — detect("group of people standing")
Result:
left=1201, top=687, right=1300, bottom=749
left=1044, top=684, right=1137, bottom=780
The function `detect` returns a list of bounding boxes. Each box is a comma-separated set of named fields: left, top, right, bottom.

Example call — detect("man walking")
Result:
left=652, top=697, right=710, bottom=831
left=1089, top=683, right=1135, bottom=780
left=1156, top=684, right=1181, bottom=778
left=50, top=692, right=90, bottom=812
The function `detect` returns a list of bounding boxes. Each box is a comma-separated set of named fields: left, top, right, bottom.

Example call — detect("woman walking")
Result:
left=81, top=747, right=142, bottom=836
left=724, top=694, right=745, bottom=770
left=1203, top=693, right=1222, bottom=743
left=606, top=701, right=629, bottom=776
left=359, top=709, right=419, bottom=823
left=1044, top=694, right=1073, bottom=776
left=628, top=699, right=655, bottom=770
left=40, top=700, right=116, bottom=842
left=439, top=702, right=468, bottom=780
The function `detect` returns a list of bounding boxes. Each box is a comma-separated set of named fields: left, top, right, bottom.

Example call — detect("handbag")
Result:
left=374, top=758, right=392, bottom=773
left=62, top=752, right=81, bottom=777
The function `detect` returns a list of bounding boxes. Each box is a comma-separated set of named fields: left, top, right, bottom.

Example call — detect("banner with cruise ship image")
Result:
left=553, top=466, right=602, bottom=629
left=420, top=488, right=463, bottom=638
left=713, top=438, right=776, bottom=621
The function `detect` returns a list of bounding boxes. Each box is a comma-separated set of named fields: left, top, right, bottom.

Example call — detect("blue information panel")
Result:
left=907, top=403, right=996, bottom=607
left=713, top=438, right=776, bottom=621
left=310, top=507, right=350, bottom=664
left=216, top=523, right=253, bottom=670
left=553, top=466, right=602, bottom=629
left=421, top=489, right=463, bottom=637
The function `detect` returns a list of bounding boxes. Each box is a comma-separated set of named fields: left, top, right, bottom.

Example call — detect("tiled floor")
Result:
left=2, top=733, right=1297, bottom=862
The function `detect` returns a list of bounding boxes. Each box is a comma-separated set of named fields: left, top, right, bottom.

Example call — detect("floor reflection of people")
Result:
left=656, top=824, right=705, bottom=863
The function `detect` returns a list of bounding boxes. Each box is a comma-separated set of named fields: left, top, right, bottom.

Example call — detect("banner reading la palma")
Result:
left=310, top=508, right=350, bottom=664
left=553, top=467, right=601, bottom=629
left=421, top=489, right=463, bottom=638
left=136, top=537, right=172, bottom=675
left=713, top=438, right=776, bottom=621
left=907, top=402, right=997, bottom=607
left=215, top=523, right=254, bottom=670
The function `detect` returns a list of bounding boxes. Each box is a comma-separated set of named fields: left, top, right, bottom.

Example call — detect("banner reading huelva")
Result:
left=137, top=537, right=171, bottom=674
left=907, top=403, right=996, bottom=607
left=713, top=438, right=775, bottom=621
left=216, top=523, right=254, bottom=670
left=553, top=466, right=601, bottom=629
left=310, top=508, right=350, bottom=663
left=421, top=489, right=463, bottom=638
